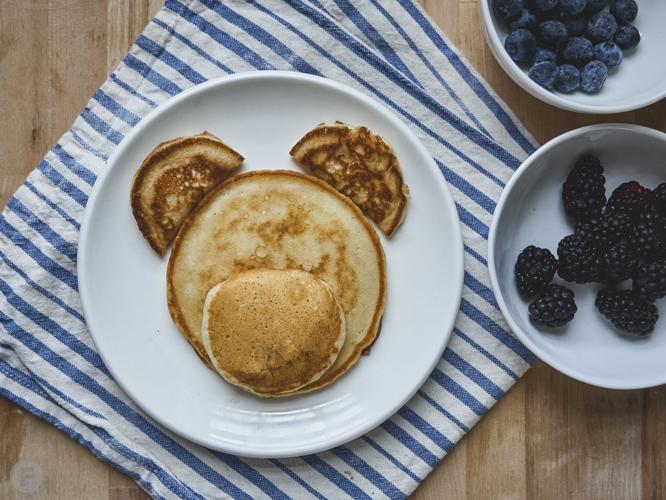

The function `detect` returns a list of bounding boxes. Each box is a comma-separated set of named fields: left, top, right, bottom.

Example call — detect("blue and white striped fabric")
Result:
left=0, top=1, right=538, bottom=498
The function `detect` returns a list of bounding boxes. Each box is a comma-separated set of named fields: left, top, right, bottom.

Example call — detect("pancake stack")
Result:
left=167, top=170, right=387, bottom=394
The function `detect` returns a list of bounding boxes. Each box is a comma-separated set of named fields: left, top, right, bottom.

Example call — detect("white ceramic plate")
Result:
left=78, top=71, right=464, bottom=457
left=479, top=0, right=666, bottom=114
left=489, top=124, right=666, bottom=390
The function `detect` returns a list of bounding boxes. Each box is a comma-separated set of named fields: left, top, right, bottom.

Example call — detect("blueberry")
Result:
left=509, top=9, right=537, bottom=31
left=536, top=6, right=561, bottom=21
left=505, top=29, right=537, bottom=66
left=587, top=12, right=618, bottom=42
left=504, top=28, right=536, bottom=66
left=534, top=47, right=558, bottom=64
left=581, top=60, right=608, bottom=93
left=559, top=0, right=585, bottom=16
left=563, top=16, right=587, bottom=37
left=527, top=0, right=558, bottom=13
left=585, top=0, right=608, bottom=13
left=610, top=0, right=638, bottom=24
left=537, top=20, right=568, bottom=49
left=561, top=37, right=594, bottom=67
left=493, top=0, right=525, bottom=19
left=594, top=42, right=624, bottom=67
left=528, top=61, right=559, bottom=88
left=615, top=24, right=640, bottom=50
left=555, top=64, right=581, bottom=92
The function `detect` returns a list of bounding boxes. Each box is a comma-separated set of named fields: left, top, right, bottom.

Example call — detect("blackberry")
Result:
left=638, top=209, right=666, bottom=227
left=595, top=289, right=658, bottom=336
left=557, top=233, right=600, bottom=283
left=606, top=181, right=651, bottom=218
left=572, top=153, right=604, bottom=174
left=515, top=245, right=558, bottom=297
left=529, top=284, right=577, bottom=327
left=629, top=221, right=657, bottom=260
left=598, top=242, right=638, bottom=285
left=562, top=154, right=606, bottom=220
left=652, top=183, right=666, bottom=216
left=656, top=222, right=666, bottom=260
left=575, top=212, right=631, bottom=251
left=633, top=260, right=666, bottom=302
left=629, top=211, right=665, bottom=260
left=645, top=211, right=666, bottom=259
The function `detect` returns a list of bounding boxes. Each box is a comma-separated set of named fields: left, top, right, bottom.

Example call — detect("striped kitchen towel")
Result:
left=0, top=0, right=538, bottom=498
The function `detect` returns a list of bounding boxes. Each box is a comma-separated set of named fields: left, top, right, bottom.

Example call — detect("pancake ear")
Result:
left=290, top=123, right=409, bottom=237
left=130, top=132, right=243, bottom=254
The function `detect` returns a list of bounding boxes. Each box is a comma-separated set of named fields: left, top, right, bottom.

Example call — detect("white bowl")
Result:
left=479, top=0, right=666, bottom=113
left=489, top=124, right=666, bottom=389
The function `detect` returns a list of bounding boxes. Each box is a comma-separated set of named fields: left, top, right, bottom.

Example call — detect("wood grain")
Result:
left=0, top=1, right=665, bottom=498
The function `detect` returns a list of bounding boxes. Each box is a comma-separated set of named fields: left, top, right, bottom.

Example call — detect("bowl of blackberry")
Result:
left=479, top=0, right=666, bottom=113
left=489, top=124, right=666, bottom=389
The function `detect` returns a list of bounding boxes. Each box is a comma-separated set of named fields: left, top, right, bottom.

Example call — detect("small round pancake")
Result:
left=201, top=268, right=346, bottom=397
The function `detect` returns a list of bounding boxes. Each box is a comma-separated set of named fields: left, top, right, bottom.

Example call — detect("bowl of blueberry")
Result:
left=480, top=0, right=666, bottom=113
left=489, top=123, right=666, bottom=389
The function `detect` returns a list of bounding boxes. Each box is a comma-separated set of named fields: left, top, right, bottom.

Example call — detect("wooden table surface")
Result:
left=1, top=1, right=665, bottom=498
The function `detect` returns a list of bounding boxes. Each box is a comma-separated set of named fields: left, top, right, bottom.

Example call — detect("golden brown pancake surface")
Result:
left=131, top=131, right=243, bottom=254
left=290, top=123, right=409, bottom=237
left=167, top=170, right=386, bottom=392
left=202, top=268, right=346, bottom=397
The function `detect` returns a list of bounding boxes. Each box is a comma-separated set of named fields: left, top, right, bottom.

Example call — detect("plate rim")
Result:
left=77, top=70, right=465, bottom=457
left=488, top=122, right=666, bottom=390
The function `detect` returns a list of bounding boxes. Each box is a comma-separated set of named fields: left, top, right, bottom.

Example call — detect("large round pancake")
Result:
left=201, top=268, right=346, bottom=397
left=167, top=170, right=386, bottom=392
